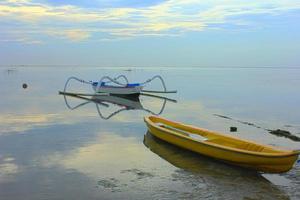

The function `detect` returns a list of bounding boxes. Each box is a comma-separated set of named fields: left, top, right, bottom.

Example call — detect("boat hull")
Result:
left=91, top=95, right=143, bottom=109
left=93, top=85, right=143, bottom=94
left=144, top=116, right=299, bottom=173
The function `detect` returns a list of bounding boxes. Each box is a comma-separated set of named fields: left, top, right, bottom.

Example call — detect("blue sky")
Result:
left=0, top=0, right=300, bottom=67
left=35, top=0, right=166, bottom=8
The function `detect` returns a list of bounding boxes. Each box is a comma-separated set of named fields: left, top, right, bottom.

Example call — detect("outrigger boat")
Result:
left=60, top=74, right=176, bottom=119
left=63, top=75, right=176, bottom=95
left=144, top=116, right=300, bottom=173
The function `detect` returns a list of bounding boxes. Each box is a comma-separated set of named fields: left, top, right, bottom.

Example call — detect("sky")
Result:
left=0, top=0, right=300, bottom=67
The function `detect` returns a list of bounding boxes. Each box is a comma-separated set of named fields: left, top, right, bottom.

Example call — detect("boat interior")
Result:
left=150, top=116, right=285, bottom=154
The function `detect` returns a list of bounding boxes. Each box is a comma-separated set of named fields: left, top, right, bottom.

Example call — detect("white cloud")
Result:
left=45, top=29, right=91, bottom=41
left=0, top=0, right=300, bottom=43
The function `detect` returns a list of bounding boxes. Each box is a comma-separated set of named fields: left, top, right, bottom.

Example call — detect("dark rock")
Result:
left=230, top=127, right=237, bottom=132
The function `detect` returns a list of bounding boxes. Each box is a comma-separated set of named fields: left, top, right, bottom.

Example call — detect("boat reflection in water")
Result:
left=143, top=132, right=289, bottom=200
left=60, top=93, right=177, bottom=120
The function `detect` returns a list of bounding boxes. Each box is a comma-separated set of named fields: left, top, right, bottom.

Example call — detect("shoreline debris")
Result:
left=214, top=114, right=300, bottom=142
left=268, top=129, right=300, bottom=142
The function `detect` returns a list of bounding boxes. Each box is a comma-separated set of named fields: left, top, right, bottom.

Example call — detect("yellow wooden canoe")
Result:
left=144, top=116, right=300, bottom=173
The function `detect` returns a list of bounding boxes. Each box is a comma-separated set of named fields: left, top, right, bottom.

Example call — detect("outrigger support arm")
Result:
left=64, top=74, right=177, bottom=94
left=141, top=75, right=166, bottom=91
left=141, top=75, right=177, bottom=93
left=96, top=75, right=129, bottom=92
left=63, top=76, right=92, bottom=94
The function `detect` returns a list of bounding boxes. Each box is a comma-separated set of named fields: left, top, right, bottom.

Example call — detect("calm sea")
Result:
left=0, top=66, right=299, bottom=199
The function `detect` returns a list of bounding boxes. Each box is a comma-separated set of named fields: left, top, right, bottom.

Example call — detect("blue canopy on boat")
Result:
left=126, top=83, right=140, bottom=87
left=92, top=82, right=140, bottom=87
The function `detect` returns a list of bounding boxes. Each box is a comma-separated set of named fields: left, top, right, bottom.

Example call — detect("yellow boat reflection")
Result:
left=143, top=132, right=290, bottom=199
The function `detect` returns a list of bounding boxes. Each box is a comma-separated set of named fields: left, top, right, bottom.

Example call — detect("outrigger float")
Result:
left=61, top=74, right=177, bottom=96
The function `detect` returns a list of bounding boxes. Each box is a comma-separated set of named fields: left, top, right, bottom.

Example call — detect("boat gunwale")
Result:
left=95, top=85, right=143, bottom=89
left=144, top=116, right=300, bottom=158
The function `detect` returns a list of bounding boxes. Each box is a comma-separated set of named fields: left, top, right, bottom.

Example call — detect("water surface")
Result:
left=0, top=67, right=299, bottom=199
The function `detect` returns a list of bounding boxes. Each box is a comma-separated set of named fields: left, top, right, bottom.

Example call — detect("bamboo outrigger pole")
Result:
left=58, top=91, right=109, bottom=97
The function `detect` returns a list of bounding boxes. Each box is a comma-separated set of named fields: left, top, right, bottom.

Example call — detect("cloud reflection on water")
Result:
left=0, top=67, right=299, bottom=199
left=0, top=156, right=19, bottom=182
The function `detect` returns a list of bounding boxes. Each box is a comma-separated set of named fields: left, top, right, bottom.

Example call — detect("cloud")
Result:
left=0, top=0, right=300, bottom=43
left=45, top=29, right=91, bottom=41
left=0, top=37, right=43, bottom=44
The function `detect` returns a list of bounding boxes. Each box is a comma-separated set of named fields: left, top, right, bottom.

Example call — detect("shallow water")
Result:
left=0, top=66, right=299, bottom=200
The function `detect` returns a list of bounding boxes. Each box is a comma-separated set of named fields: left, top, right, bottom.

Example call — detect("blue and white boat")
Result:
left=63, top=74, right=176, bottom=95
left=92, top=81, right=143, bottom=95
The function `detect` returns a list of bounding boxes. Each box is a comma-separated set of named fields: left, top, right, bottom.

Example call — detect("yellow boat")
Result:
left=144, top=116, right=300, bottom=173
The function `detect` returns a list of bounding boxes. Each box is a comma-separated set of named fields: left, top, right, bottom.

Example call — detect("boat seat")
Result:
left=159, top=124, right=208, bottom=141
